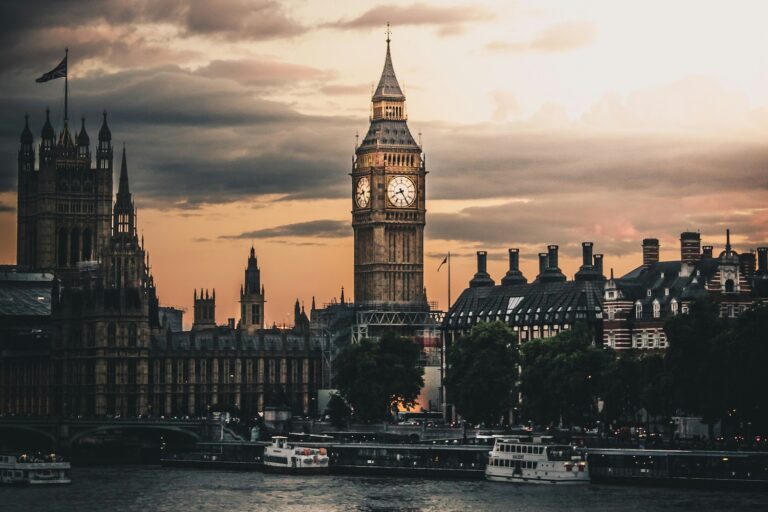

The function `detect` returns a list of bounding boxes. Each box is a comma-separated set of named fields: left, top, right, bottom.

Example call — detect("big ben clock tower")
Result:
left=352, top=31, right=427, bottom=308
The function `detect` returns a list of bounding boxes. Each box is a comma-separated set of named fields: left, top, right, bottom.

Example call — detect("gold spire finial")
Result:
left=386, top=22, right=391, bottom=44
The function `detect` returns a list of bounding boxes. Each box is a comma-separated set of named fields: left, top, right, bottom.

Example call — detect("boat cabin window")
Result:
left=546, top=446, right=574, bottom=461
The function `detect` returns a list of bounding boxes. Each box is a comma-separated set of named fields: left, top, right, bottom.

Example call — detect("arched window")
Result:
left=653, top=301, right=660, bottom=319
left=635, top=302, right=642, bottom=319
left=725, top=279, right=735, bottom=293
left=82, top=228, right=92, bottom=261
left=128, top=323, right=137, bottom=348
left=107, top=322, right=116, bottom=347
left=671, top=300, right=678, bottom=316
left=88, top=323, right=96, bottom=347
left=70, top=228, right=80, bottom=265
left=58, top=228, right=68, bottom=266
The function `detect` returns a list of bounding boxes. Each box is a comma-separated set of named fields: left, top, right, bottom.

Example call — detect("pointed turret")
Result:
left=113, top=146, right=136, bottom=237
left=41, top=108, right=55, bottom=141
left=20, top=114, right=33, bottom=145
left=76, top=117, right=90, bottom=161
left=99, top=110, right=111, bottom=142
left=373, top=30, right=405, bottom=101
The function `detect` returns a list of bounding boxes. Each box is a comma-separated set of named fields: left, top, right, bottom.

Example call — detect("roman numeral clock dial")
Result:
left=387, top=176, right=416, bottom=207
left=355, top=177, right=370, bottom=208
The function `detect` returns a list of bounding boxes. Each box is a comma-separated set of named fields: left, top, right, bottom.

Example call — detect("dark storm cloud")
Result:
left=325, top=3, right=494, bottom=35
left=221, top=220, right=350, bottom=240
left=0, top=65, right=357, bottom=203
left=194, top=59, right=333, bottom=88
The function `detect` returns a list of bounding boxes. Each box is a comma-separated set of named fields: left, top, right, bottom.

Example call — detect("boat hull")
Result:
left=263, top=464, right=329, bottom=475
left=486, top=472, right=588, bottom=485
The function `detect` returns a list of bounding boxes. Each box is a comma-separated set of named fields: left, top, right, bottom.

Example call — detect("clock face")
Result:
left=387, top=176, right=416, bottom=207
left=355, top=177, right=371, bottom=208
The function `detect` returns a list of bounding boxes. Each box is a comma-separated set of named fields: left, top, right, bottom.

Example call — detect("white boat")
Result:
left=263, top=436, right=329, bottom=475
left=486, top=437, right=588, bottom=484
left=0, top=453, right=71, bottom=485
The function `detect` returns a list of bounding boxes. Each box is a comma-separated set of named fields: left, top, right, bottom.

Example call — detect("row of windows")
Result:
left=490, top=459, right=538, bottom=469
left=496, top=444, right=544, bottom=455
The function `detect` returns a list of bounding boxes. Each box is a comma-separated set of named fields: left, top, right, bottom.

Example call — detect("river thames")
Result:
left=4, top=466, right=767, bottom=512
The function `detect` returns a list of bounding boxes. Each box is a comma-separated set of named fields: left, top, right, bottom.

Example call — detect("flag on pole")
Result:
left=36, top=55, right=67, bottom=83
left=437, top=255, right=448, bottom=271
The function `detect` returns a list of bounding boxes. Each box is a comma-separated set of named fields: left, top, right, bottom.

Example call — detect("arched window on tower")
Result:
left=82, top=228, right=92, bottom=261
left=58, top=228, right=68, bottom=266
left=635, top=302, right=642, bottom=319
left=725, top=279, right=735, bottom=293
left=128, top=324, right=137, bottom=348
left=70, top=228, right=80, bottom=265
left=107, top=323, right=116, bottom=347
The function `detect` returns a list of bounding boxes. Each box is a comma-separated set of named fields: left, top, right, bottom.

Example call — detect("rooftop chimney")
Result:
left=501, top=248, right=527, bottom=285
left=758, top=247, right=768, bottom=275
left=469, top=251, right=495, bottom=288
left=538, top=253, right=548, bottom=276
left=739, top=251, right=756, bottom=278
left=642, top=238, right=659, bottom=269
left=594, top=254, right=604, bottom=276
left=581, top=242, right=593, bottom=269
left=702, top=245, right=714, bottom=258
left=680, top=231, right=701, bottom=264
left=547, top=245, right=560, bottom=271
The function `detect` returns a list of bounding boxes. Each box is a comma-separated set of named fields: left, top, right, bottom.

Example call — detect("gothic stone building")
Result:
left=1, top=112, right=321, bottom=418
left=603, top=231, right=768, bottom=350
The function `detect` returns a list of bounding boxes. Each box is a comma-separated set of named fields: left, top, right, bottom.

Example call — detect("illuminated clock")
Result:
left=387, top=176, right=416, bottom=207
left=355, top=177, right=371, bottom=208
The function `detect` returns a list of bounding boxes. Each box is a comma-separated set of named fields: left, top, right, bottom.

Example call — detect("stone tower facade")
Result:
left=193, top=288, right=216, bottom=330
left=17, top=111, right=113, bottom=272
left=239, top=246, right=265, bottom=333
left=52, top=147, right=156, bottom=417
left=352, top=36, right=427, bottom=307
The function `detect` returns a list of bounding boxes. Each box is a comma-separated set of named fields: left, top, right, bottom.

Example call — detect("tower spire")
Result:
left=119, top=144, right=130, bottom=195
left=373, top=25, right=404, bottom=101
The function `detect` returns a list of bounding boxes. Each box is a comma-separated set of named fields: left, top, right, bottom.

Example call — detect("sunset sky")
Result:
left=1, top=0, right=767, bottom=328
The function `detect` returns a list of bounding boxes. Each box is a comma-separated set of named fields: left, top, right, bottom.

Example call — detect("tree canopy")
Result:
left=520, top=323, right=611, bottom=426
left=446, top=322, right=519, bottom=426
left=334, top=333, right=424, bottom=422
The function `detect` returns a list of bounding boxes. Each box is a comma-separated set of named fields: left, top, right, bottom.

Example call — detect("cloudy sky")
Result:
left=1, top=0, right=767, bottom=327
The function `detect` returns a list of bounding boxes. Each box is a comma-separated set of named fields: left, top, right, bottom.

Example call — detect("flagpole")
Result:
left=64, top=48, right=68, bottom=124
left=447, top=251, right=451, bottom=309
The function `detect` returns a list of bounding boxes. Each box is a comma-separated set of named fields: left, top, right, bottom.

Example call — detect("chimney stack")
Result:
left=680, top=231, right=701, bottom=264
left=702, top=245, right=714, bottom=258
left=538, top=253, right=548, bottom=276
left=594, top=254, right=604, bottom=276
left=502, top=248, right=527, bottom=285
left=469, top=251, right=495, bottom=288
left=642, top=238, right=659, bottom=269
left=547, top=245, right=560, bottom=271
left=581, top=242, right=593, bottom=268
left=758, top=247, right=768, bottom=275
left=739, top=251, right=756, bottom=278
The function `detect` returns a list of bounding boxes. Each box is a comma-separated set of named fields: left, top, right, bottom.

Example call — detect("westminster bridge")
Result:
left=0, top=416, right=235, bottom=455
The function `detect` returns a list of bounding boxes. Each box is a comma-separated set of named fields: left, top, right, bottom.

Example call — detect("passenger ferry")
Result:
left=486, top=437, right=588, bottom=484
left=263, top=436, right=329, bottom=474
left=0, top=453, right=71, bottom=485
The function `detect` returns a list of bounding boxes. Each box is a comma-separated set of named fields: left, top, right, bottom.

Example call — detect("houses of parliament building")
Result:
left=1, top=112, right=322, bottom=419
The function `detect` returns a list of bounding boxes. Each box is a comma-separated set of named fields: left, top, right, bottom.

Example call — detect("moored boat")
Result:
left=486, top=437, right=588, bottom=484
left=263, top=436, right=329, bottom=475
left=0, top=453, right=71, bottom=485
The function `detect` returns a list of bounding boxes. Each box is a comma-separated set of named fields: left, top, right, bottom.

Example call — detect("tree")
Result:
left=334, top=333, right=424, bottom=422
left=520, top=323, right=612, bottom=427
left=325, top=393, right=351, bottom=428
left=446, top=322, right=519, bottom=426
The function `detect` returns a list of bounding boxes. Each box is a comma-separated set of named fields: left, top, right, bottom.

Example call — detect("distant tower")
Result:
left=239, top=245, right=265, bottom=333
left=352, top=28, right=426, bottom=307
left=193, top=288, right=217, bottom=330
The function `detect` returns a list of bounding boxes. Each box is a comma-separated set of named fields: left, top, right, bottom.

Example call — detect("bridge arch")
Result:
left=67, top=424, right=201, bottom=448
left=0, top=424, right=57, bottom=447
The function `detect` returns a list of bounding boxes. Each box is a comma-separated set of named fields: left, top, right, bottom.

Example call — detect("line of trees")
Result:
left=446, top=301, right=768, bottom=435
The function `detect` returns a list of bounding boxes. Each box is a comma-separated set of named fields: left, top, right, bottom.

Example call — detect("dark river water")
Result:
left=3, top=466, right=766, bottom=512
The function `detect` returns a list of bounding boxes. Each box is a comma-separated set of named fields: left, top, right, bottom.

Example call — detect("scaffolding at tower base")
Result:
left=350, top=306, right=444, bottom=344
